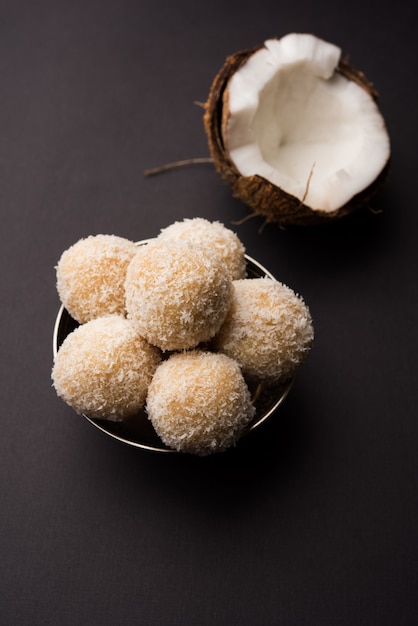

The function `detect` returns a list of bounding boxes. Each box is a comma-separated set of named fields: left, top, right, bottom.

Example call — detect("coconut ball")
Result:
left=56, top=234, right=137, bottom=323
left=213, top=278, right=314, bottom=383
left=52, top=315, right=161, bottom=421
left=125, top=239, right=233, bottom=351
left=146, top=351, right=255, bottom=455
left=157, top=217, right=247, bottom=280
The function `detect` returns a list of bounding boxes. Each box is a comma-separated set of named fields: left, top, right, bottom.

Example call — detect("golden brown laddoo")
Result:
left=146, top=350, right=255, bottom=455
left=157, top=217, right=247, bottom=280
left=52, top=316, right=161, bottom=421
left=125, top=239, right=233, bottom=351
left=56, top=234, right=137, bottom=323
left=213, top=277, right=314, bottom=383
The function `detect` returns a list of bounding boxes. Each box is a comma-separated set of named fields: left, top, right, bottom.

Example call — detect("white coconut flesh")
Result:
left=225, top=34, right=390, bottom=212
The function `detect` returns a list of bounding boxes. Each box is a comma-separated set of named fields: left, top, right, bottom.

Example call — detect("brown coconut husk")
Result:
left=203, top=45, right=391, bottom=227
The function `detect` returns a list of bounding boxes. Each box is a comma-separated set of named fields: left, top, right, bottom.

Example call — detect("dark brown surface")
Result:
left=1, top=2, right=417, bottom=625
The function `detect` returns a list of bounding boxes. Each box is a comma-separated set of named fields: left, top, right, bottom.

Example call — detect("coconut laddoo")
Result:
left=125, top=239, right=233, bottom=351
left=146, top=351, right=255, bottom=455
left=157, top=217, right=247, bottom=280
left=52, top=316, right=161, bottom=421
left=56, top=234, right=137, bottom=323
left=213, top=278, right=314, bottom=383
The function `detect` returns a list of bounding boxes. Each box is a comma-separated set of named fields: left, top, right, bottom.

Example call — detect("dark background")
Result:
left=1, top=1, right=417, bottom=624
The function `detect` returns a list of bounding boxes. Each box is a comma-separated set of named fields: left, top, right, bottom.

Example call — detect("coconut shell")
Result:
left=203, top=44, right=391, bottom=226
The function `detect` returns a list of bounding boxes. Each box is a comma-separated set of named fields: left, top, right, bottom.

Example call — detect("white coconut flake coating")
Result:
left=56, top=234, right=137, bottom=323
left=52, top=316, right=161, bottom=421
left=146, top=351, right=255, bottom=455
left=213, top=278, right=314, bottom=383
left=157, top=217, right=247, bottom=280
left=125, top=240, right=233, bottom=351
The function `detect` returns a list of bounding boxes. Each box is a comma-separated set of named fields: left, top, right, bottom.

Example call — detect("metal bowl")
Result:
left=52, top=240, right=294, bottom=453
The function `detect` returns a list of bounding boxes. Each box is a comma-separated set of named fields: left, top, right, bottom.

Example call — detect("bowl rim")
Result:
left=52, top=239, right=294, bottom=453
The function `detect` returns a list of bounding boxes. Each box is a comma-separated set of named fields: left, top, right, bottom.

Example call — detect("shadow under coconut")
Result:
left=236, top=184, right=398, bottom=279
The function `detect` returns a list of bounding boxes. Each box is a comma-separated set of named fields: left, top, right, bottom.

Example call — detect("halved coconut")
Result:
left=204, top=33, right=391, bottom=225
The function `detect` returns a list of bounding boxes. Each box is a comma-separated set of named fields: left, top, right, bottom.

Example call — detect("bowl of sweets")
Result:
left=52, top=218, right=313, bottom=455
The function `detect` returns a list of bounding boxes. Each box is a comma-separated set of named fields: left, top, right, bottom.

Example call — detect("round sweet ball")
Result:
left=157, top=217, right=246, bottom=280
left=52, top=315, right=161, bottom=421
left=125, top=240, right=233, bottom=351
left=213, top=278, right=314, bottom=383
left=56, top=234, right=137, bottom=323
left=146, top=351, right=256, bottom=455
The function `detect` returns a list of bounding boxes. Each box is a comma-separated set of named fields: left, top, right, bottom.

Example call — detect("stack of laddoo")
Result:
left=52, top=218, right=314, bottom=455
